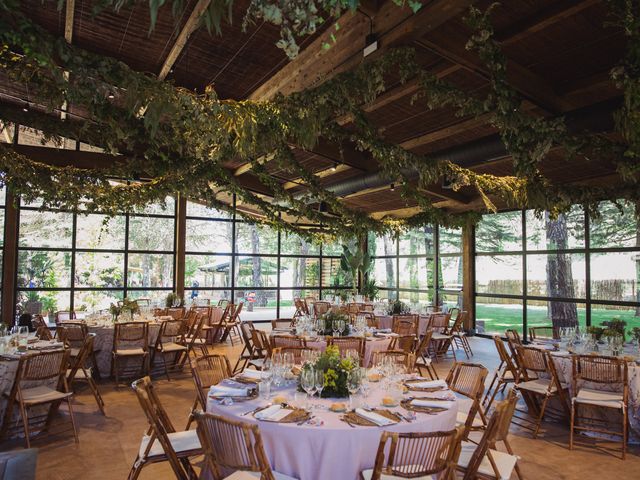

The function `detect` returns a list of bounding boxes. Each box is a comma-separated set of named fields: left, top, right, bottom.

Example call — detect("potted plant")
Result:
left=387, top=299, right=410, bottom=316
left=165, top=292, right=184, bottom=308
left=602, top=318, right=627, bottom=341
left=586, top=326, right=605, bottom=342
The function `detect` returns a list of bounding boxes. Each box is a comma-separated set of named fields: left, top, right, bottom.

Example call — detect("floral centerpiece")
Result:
left=317, top=311, right=349, bottom=336
left=299, top=345, right=356, bottom=398
left=109, top=298, right=140, bottom=322
left=387, top=299, right=410, bottom=315
left=586, top=326, right=605, bottom=342
left=632, top=327, right=640, bottom=344
left=602, top=318, right=627, bottom=341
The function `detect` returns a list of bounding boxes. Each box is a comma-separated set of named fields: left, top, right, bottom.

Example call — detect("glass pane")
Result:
left=127, top=289, right=173, bottom=306
left=234, top=289, right=277, bottom=321
left=526, top=254, right=586, bottom=298
left=281, top=232, right=320, bottom=255
left=19, top=210, right=73, bottom=248
left=127, top=253, right=174, bottom=288
left=440, top=292, right=463, bottom=311
left=185, top=219, right=232, bottom=253
left=322, top=258, right=351, bottom=287
left=132, top=196, right=175, bottom=215
left=74, top=290, right=124, bottom=314
left=75, top=252, right=125, bottom=288
left=322, top=238, right=345, bottom=256
left=186, top=201, right=231, bottom=219
left=0, top=209, right=4, bottom=248
left=527, top=300, right=586, bottom=331
left=280, top=289, right=320, bottom=318
left=18, top=250, right=72, bottom=288
left=128, top=216, right=175, bottom=251
left=591, top=304, right=640, bottom=335
left=75, top=214, right=126, bottom=250
left=476, top=296, right=523, bottom=336
left=589, top=200, right=639, bottom=248
left=234, top=256, right=279, bottom=288
left=439, top=255, right=463, bottom=290
left=0, top=185, right=6, bottom=205
left=280, top=258, right=320, bottom=287
left=438, top=227, right=462, bottom=253
left=373, top=257, right=396, bottom=290
left=399, top=227, right=435, bottom=255
left=370, top=233, right=396, bottom=257
left=235, top=223, right=278, bottom=254
left=17, top=290, right=71, bottom=316
left=526, top=207, right=584, bottom=250
left=398, top=290, right=432, bottom=308
left=475, top=255, right=523, bottom=295
left=475, top=211, right=522, bottom=252
left=377, top=289, right=397, bottom=302
left=185, top=255, right=232, bottom=289
left=184, top=289, right=232, bottom=305
left=590, top=252, right=639, bottom=302
left=399, top=257, right=432, bottom=290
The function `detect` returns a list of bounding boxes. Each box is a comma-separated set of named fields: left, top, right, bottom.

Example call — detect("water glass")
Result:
left=300, top=367, right=317, bottom=410
left=259, top=380, right=271, bottom=401
left=314, top=369, right=325, bottom=408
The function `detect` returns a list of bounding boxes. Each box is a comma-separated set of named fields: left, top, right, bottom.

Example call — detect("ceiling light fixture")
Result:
left=331, top=162, right=338, bottom=172
left=107, top=91, right=115, bottom=100
left=390, top=183, right=395, bottom=192
left=22, top=102, right=29, bottom=112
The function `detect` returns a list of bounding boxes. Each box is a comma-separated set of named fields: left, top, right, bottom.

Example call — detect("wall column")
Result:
left=462, top=222, right=475, bottom=331
left=175, top=195, right=187, bottom=299
left=2, top=189, right=18, bottom=326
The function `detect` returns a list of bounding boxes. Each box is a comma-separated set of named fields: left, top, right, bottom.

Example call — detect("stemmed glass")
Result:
left=332, top=319, right=340, bottom=337
left=300, top=367, right=317, bottom=410
left=337, top=319, right=346, bottom=336
left=259, top=361, right=273, bottom=401
left=314, top=369, right=325, bottom=409
left=17, top=326, right=28, bottom=352
left=347, top=368, right=362, bottom=410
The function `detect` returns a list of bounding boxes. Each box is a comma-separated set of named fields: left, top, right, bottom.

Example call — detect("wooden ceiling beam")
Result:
left=400, top=113, right=493, bottom=150
left=158, top=0, right=212, bottom=80
left=282, top=163, right=351, bottom=190
left=420, top=184, right=472, bottom=204
left=64, top=0, right=75, bottom=44
left=495, top=0, right=601, bottom=46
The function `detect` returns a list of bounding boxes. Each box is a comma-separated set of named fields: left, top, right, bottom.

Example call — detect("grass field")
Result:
left=476, top=303, right=640, bottom=336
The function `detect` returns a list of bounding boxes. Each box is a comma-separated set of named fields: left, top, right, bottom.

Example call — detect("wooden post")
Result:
left=462, top=222, right=475, bottom=331
left=2, top=189, right=18, bottom=326
left=175, top=195, right=187, bottom=299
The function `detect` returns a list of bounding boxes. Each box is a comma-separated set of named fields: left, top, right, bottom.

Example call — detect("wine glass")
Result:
left=344, top=349, right=360, bottom=365
left=300, top=367, right=317, bottom=410
left=337, top=319, right=346, bottom=336
left=347, top=369, right=362, bottom=410
left=314, top=369, right=325, bottom=408
left=332, top=320, right=340, bottom=337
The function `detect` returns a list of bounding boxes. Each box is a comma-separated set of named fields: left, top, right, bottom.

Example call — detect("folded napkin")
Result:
left=209, top=385, right=250, bottom=397
left=255, top=405, right=291, bottom=422
left=240, top=369, right=267, bottom=380
left=354, top=408, right=395, bottom=426
left=411, top=399, right=454, bottom=409
left=409, top=379, right=448, bottom=389
left=376, top=328, right=392, bottom=333
left=30, top=342, right=64, bottom=350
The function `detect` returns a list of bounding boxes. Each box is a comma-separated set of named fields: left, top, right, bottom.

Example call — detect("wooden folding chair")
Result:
left=193, top=411, right=297, bottom=480
left=327, top=336, right=366, bottom=365
left=185, top=354, right=232, bottom=430
left=371, top=350, right=415, bottom=372
left=251, top=329, right=272, bottom=366
left=362, top=428, right=462, bottom=480
left=111, top=322, right=150, bottom=387
left=392, top=314, right=418, bottom=335
left=358, top=312, right=377, bottom=329
left=428, top=313, right=455, bottom=361
left=312, top=301, right=331, bottom=318
left=58, top=321, right=102, bottom=379
left=1, top=350, right=78, bottom=448
left=152, top=319, right=188, bottom=380
left=129, top=377, right=201, bottom=480
left=513, top=345, right=569, bottom=438
left=166, top=307, right=186, bottom=320
left=182, top=313, right=210, bottom=360
left=529, top=326, right=559, bottom=341
left=271, top=318, right=294, bottom=330
left=232, top=321, right=257, bottom=374
left=450, top=311, right=473, bottom=358
left=504, top=329, right=522, bottom=359
left=271, top=335, right=307, bottom=349
left=483, top=335, right=519, bottom=411
left=388, top=334, right=416, bottom=353
left=456, top=389, right=521, bottom=480
left=67, top=334, right=105, bottom=415
left=414, top=330, right=438, bottom=380
left=569, top=355, right=629, bottom=459
left=221, top=302, right=243, bottom=346
left=32, top=315, right=53, bottom=341
left=447, top=362, right=489, bottom=438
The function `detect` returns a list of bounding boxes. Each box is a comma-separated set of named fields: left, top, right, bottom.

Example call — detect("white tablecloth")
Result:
left=207, top=380, right=458, bottom=480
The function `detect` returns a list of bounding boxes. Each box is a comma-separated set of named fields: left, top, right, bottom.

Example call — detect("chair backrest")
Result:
left=492, top=335, right=518, bottom=375
left=251, top=329, right=272, bottom=357
left=153, top=307, right=168, bottom=317
left=361, top=304, right=374, bottom=313
left=271, top=319, right=292, bottom=330
left=504, top=329, right=522, bottom=358
left=428, top=313, right=450, bottom=331
left=573, top=354, right=628, bottom=388
left=370, top=428, right=461, bottom=479
left=131, top=377, right=187, bottom=479
left=529, top=326, right=559, bottom=341
left=239, top=321, right=255, bottom=353
left=191, top=354, right=232, bottom=408
left=391, top=334, right=416, bottom=354
left=157, top=319, right=187, bottom=344
left=347, top=303, right=363, bottom=315
left=327, top=336, right=365, bottom=361
left=415, top=329, right=434, bottom=356
left=55, top=311, right=76, bottom=324
left=67, top=334, right=96, bottom=382
left=271, top=346, right=316, bottom=365
left=293, top=298, right=309, bottom=317
left=166, top=307, right=186, bottom=320
left=232, top=302, right=244, bottom=322
left=191, top=306, right=211, bottom=317
left=194, top=411, right=276, bottom=480
left=449, top=307, right=461, bottom=322
left=372, top=350, right=415, bottom=371
left=113, top=322, right=149, bottom=351
left=392, top=319, right=416, bottom=336
left=313, top=301, right=331, bottom=317
left=271, top=335, right=306, bottom=349
left=217, top=299, right=228, bottom=308
left=19, top=349, right=70, bottom=384
left=450, top=312, right=466, bottom=333
left=57, top=322, right=88, bottom=348
left=357, top=312, right=377, bottom=328
left=515, top=346, right=563, bottom=392
left=446, top=362, right=488, bottom=401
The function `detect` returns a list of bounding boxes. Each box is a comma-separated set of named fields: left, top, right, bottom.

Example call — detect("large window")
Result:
left=16, top=195, right=176, bottom=321
left=184, top=198, right=350, bottom=321
left=474, top=202, right=640, bottom=339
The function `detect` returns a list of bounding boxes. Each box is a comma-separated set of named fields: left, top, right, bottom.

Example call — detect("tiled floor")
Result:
left=1, top=333, right=638, bottom=479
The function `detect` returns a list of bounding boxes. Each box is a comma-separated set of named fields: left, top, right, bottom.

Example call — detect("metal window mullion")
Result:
left=231, top=194, right=237, bottom=304
left=69, top=212, right=77, bottom=311
left=585, top=209, right=592, bottom=327
left=522, top=210, right=528, bottom=342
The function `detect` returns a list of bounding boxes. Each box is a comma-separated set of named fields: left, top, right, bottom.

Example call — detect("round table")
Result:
left=207, top=380, right=458, bottom=480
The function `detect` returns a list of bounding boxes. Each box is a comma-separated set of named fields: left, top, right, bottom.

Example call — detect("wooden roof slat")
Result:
left=64, top=0, right=75, bottom=44
left=400, top=113, right=492, bottom=150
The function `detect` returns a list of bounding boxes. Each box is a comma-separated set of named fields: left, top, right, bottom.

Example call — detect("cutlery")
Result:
left=341, top=417, right=356, bottom=428
left=242, top=404, right=268, bottom=416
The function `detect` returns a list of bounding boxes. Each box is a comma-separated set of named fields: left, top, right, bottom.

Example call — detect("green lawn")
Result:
left=476, top=303, right=640, bottom=336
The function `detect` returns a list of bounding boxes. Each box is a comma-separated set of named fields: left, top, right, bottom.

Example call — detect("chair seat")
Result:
left=69, top=348, right=80, bottom=357
left=20, top=385, right=72, bottom=405
left=361, top=467, right=435, bottom=480
left=224, top=470, right=297, bottom=480
left=67, top=368, right=92, bottom=380
left=456, top=410, right=484, bottom=428
left=516, top=378, right=563, bottom=395
left=248, top=358, right=265, bottom=368
left=502, top=370, right=515, bottom=381
left=431, top=333, right=451, bottom=341
left=114, top=348, right=147, bottom=356
left=157, top=342, right=187, bottom=353
left=574, top=387, right=625, bottom=409
left=457, top=441, right=518, bottom=480
left=139, top=430, right=201, bottom=459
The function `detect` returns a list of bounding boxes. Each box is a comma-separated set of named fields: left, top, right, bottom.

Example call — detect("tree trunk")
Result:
left=295, top=239, right=309, bottom=297
left=251, top=225, right=265, bottom=307
left=409, top=233, right=418, bottom=303
left=383, top=235, right=395, bottom=299
left=545, top=212, right=578, bottom=328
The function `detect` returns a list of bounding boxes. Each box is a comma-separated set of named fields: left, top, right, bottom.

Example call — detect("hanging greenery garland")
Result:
left=0, top=2, right=639, bottom=242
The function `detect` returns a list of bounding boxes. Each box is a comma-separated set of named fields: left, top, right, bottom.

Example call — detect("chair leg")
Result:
left=185, top=397, right=199, bottom=430
left=18, top=401, right=31, bottom=449
left=485, top=379, right=504, bottom=411
left=483, top=370, right=500, bottom=406
left=114, top=356, right=120, bottom=388
left=87, top=376, right=106, bottom=415
left=127, top=459, right=145, bottom=480
left=90, top=350, right=102, bottom=380
left=503, top=439, right=523, bottom=480
left=533, top=395, right=550, bottom=438
left=622, top=405, right=627, bottom=460
left=161, top=352, right=171, bottom=381
left=66, top=397, right=79, bottom=444
left=569, top=400, right=575, bottom=451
